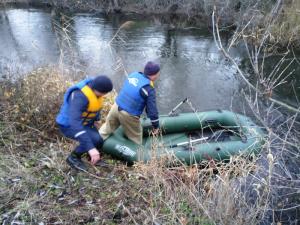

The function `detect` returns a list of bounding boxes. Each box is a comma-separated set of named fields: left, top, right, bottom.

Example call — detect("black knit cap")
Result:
left=144, top=61, right=160, bottom=76
left=90, top=75, right=113, bottom=93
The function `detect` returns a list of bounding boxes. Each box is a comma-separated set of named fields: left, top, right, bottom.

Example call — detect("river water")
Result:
left=0, top=5, right=299, bottom=224
left=0, top=5, right=299, bottom=114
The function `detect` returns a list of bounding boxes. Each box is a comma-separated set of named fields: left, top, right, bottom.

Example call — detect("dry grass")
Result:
left=1, top=67, right=71, bottom=133
left=0, top=66, right=116, bottom=133
left=0, top=65, right=299, bottom=224
left=0, top=2, right=299, bottom=224
left=212, top=1, right=300, bottom=222
left=132, top=154, right=266, bottom=225
left=0, top=67, right=264, bottom=224
left=270, top=1, right=300, bottom=47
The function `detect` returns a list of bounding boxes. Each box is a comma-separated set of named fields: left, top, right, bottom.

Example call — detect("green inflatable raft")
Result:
left=102, top=110, right=265, bottom=165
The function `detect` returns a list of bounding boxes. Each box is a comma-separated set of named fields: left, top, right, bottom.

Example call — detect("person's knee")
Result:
left=74, top=144, right=86, bottom=155
left=85, top=126, right=103, bottom=148
left=91, top=130, right=104, bottom=149
left=96, top=134, right=104, bottom=148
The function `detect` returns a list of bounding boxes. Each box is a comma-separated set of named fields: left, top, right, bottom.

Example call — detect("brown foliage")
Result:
left=2, top=67, right=72, bottom=134
left=1, top=66, right=117, bottom=136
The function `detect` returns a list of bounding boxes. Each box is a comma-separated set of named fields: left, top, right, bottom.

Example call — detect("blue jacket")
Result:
left=116, top=72, right=150, bottom=116
left=141, top=84, right=159, bottom=129
left=116, top=72, right=159, bottom=128
left=56, top=79, right=96, bottom=126
left=56, top=79, right=101, bottom=151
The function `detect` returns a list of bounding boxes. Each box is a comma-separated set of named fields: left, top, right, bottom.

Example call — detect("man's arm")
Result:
left=140, top=85, right=159, bottom=129
left=68, top=90, right=95, bottom=151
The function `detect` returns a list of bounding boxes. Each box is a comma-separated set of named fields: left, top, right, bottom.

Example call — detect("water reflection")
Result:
left=0, top=9, right=58, bottom=68
left=1, top=6, right=296, bottom=113
left=73, top=15, right=114, bottom=74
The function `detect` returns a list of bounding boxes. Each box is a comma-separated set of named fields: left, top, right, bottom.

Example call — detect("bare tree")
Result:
left=212, top=0, right=299, bottom=113
left=212, top=1, right=300, bottom=224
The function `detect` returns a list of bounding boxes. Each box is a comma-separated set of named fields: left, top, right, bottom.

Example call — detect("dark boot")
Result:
left=94, top=159, right=109, bottom=167
left=66, top=152, right=87, bottom=171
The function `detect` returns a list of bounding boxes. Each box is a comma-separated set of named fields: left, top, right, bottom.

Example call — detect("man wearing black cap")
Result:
left=99, top=61, right=160, bottom=145
left=56, top=75, right=113, bottom=170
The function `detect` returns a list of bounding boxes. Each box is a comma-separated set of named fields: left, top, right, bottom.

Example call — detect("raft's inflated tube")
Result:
left=102, top=110, right=266, bottom=165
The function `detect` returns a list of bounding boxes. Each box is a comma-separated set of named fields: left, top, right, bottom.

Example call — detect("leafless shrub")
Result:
left=131, top=152, right=270, bottom=225
left=1, top=1, right=299, bottom=224
left=1, top=67, right=71, bottom=133
left=211, top=0, right=300, bottom=223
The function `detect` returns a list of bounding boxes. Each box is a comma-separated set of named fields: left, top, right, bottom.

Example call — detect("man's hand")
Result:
left=152, top=128, right=160, bottom=136
left=88, top=148, right=100, bottom=165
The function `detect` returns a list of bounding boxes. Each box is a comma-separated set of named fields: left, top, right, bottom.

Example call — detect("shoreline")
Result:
left=0, top=1, right=210, bottom=29
left=0, top=1, right=209, bottom=21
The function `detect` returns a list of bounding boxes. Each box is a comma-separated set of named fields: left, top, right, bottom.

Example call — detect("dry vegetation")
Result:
left=0, top=66, right=299, bottom=224
left=0, top=0, right=299, bottom=224
left=211, top=1, right=300, bottom=223
left=271, top=0, right=300, bottom=46
left=2, top=0, right=300, bottom=46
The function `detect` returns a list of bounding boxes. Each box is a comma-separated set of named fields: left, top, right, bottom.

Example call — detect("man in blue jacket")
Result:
left=56, top=75, right=113, bottom=171
left=99, top=61, right=160, bottom=145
